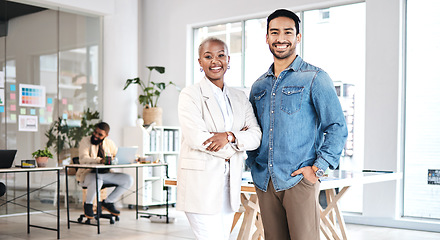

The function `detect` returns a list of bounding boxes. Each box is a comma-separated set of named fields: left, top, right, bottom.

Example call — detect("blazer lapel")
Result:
left=227, top=89, right=243, bottom=131
left=200, top=78, right=225, bottom=132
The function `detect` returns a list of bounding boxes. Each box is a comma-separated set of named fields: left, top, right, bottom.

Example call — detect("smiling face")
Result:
left=198, top=40, right=230, bottom=84
left=266, top=16, right=301, bottom=61
left=91, top=127, right=107, bottom=145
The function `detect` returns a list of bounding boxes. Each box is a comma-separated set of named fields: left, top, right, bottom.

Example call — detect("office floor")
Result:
left=1, top=203, right=440, bottom=240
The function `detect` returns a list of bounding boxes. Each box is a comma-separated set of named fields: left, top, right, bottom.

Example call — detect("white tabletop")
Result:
left=0, top=166, right=63, bottom=173
left=65, top=162, right=168, bottom=169
left=240, top=170, right=403, bottom=192
left=320, top=170, right=402, bottom=190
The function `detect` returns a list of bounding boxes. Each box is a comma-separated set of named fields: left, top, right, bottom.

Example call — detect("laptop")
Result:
left=115, top=146, right=138, bottom=164
left=0, top=150, right=18, bottom=168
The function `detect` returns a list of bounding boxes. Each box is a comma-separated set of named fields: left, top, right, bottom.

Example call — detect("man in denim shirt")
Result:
left=247, top=9, right=348, bottom=240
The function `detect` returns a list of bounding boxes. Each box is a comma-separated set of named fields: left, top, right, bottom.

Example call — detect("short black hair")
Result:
left=198, top=37, right=229, bottom=58
left=95, top=122, right=110, bottom=134
left=267, top=9, right=301, bottom=35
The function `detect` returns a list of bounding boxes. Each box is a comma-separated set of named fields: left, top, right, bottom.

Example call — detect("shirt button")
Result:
left=269, top=164, right=273, bottom=167
left=269, top=147, right=272, bottom=150
left=272, top=93, right=275, bottom=96
left=271, top=110, right=274, bottom=114
left=270, top=128, right=273, bottom=131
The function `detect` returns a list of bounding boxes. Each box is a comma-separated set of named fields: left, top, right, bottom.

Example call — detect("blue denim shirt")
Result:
left=246, top=56, right=348, bottom=192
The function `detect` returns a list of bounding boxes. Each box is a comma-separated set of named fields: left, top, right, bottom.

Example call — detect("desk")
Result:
left=0, top=167, right=62, bottom=239
left=234, top=171, right=403, bottom=240
left=65, top=163, right=170, bottom=234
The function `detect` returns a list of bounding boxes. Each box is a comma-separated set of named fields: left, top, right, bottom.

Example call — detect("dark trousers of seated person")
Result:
left=83, top=172, right=133, bottom=205
left=255, top=178, right=320, bottom=240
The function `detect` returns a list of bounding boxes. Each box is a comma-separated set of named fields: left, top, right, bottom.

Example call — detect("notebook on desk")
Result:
left=115, top=146, right=138, bottom=164
left=0, top=150, right=18, bottom=168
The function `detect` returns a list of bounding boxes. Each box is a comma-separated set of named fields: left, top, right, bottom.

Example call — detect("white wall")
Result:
left=363, top=0, right=402, bottom=218
left=101, top=0, right=139, bottom=146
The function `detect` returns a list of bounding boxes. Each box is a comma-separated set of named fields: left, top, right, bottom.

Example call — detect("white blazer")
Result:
left=177, top=77, right=261, bottom=214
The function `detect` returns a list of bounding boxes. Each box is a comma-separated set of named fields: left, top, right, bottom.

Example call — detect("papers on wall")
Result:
left=18, top=115, right=38, bottom=132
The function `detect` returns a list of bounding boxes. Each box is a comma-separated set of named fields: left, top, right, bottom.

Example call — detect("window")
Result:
left=404, top=0, right=440, bottom=220
left=303, top=2, right=365, bottom=213
left=193, top=19, right=273, bottom=88
left=193, top=22, right=243, bottom=87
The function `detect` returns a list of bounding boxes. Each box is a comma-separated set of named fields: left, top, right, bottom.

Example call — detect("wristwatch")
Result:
left=312, top=165, right=325, bottom=178
left=226, top=132, right=234, bottom=142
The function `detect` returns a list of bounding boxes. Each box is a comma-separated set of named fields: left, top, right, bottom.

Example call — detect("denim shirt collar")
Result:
left=263, top=55, right=304, bottom=79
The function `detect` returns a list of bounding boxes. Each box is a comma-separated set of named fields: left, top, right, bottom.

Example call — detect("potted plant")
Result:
left=45, top=108, right=100, bottom=164
left=123, top=66, right=175, bottom=126
left=32, top=147, right=54, bottom=167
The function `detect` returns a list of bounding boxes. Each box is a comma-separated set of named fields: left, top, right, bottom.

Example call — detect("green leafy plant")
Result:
left=123, top=66, right=175, bottom=109
left=32, top=147, right=54, bottom=159
left=45, top=108, right=100, bottom=155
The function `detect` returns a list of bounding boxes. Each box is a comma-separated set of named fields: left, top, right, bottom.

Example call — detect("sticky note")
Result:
left=68, top=104, right=73, bottom=111
left=62, top=98, right=67, bottom=104
left=10, top=85, right=15, bottom=91
left=40, top=117, right=45, bottom=123
left=48, top=116, right=52, bottom=123
left=10, top=104, right=16, bottom=111
left=10, top=114, right=16, bottom=121
left=62, top=113, right=68, bottom=119
left=39, top=109, right=45, bottom=115
left=10, top=93, right=15, bottom=100
left=47, top=98, right=53, bottom=104
left=0, top=106, right=4, bottom=113
left=20, top=108, right=26, bottom=114
left=47, top=106, right=52, bottom=112
left=30, top=109, right=36, bottom=115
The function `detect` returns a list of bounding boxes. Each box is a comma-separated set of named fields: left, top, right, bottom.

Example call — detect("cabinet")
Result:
left=122, top=125, right=180, bottom=207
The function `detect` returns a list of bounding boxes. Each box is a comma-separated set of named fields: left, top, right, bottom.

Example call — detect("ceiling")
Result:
left=0, top=0, right=47, bottom=37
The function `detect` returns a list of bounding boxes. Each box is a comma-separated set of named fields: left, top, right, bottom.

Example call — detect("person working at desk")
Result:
left=177, top=37, right=261, bottom=240
left=76, top=122, right=133, bottom=219
left=246, top=9, right=348, bottom=240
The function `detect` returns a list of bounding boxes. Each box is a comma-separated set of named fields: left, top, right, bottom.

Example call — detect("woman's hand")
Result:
left=203, top=132, right=228, bottom=152
left=291, top=166, right=319, bottom=184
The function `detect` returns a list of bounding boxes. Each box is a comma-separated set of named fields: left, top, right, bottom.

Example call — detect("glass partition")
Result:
left=0, top=0, right=102, bottom=214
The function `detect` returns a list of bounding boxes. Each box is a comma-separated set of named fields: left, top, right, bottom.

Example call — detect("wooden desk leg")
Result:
left=320, top=187, right=350, bottom=240
left=252, top=213, right=264, bottom=240
left=331, top=189, right=348, bottom=240
left=326, top=190, right=336, bottom=225
left=237, top=193, right=259, bottom=240
left=231, top=211, right=244, bottom=232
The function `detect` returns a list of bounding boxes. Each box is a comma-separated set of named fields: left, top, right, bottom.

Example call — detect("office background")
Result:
left=0, top=0, right=439, bottom=234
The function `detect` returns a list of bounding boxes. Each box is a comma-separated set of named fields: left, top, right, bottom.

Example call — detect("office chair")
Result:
left=72, top=157, right=120, bottom=224
left=0, top=182, right=5, bottom=197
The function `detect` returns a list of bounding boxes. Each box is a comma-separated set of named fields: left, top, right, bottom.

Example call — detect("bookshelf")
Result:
left=122, top=125, right=180, bottom=207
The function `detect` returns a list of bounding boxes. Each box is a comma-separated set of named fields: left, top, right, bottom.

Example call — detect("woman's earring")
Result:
left=200, top=67, right=204, bottom=72
left=227, top=65, right=230, bottom=69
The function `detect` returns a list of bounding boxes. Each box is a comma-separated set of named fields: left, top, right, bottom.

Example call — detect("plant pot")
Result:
left=143, top=107, right=163, bottom=126
left=36, top=157, right=49, bottom=167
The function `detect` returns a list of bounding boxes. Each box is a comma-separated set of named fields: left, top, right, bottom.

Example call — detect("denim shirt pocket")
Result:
left=253, top=90, right=267, bottom=118
left=280, top=86, right=304, bottom=114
